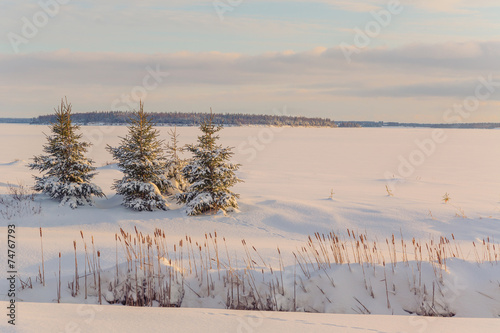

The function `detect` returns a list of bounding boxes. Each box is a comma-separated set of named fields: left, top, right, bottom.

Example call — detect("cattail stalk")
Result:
left=97, top=250, right=102, bottom=305
left=73, top=240, right=79, bottom=294
left=40, top=227, right=45, bottom=286
left=57, top=252, right=61, bottom=303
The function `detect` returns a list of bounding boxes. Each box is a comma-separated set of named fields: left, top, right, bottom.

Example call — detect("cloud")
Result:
left=347, top=41, right=500, bottom=71
left=278, top=0, right=500, bottom=13
left=2, top=0, right=500, bottom=58
left=335, top=80, right=496, bottom=98
left=3, top=41, right=499, bottom=86
left=1, top=41, right=500, bottom=121
left=409, top=0, right=500, bottom=13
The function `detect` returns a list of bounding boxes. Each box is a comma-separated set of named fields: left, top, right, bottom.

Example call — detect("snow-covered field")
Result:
left=1, top=124, right=500, bottom=331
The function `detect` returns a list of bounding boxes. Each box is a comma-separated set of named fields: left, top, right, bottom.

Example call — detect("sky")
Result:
left=1, top=0, right=500, bottom=122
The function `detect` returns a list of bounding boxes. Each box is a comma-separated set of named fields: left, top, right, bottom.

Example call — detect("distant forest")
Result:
left=5, top=113, right=499, bottom=129
left=30, top=111, right=339, bottom=127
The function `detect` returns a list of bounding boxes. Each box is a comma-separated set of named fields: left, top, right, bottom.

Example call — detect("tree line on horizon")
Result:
left=30, top=110, right=338, bottom=127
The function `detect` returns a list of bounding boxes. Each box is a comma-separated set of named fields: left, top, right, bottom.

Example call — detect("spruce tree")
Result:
left=164, top=127, right=188, bottom=195
left=106, top=102, right=169, bottom=211
left=29, top=99, right=104, bottom=208
left=177, top=112, right=242, bottom=215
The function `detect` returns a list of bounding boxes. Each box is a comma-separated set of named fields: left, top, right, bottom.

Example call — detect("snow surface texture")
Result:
left=2, top=301, right=500, bottom=333
left=1, top=302, right=500, bottom=333
left=1, top=125, right=500, bottom=331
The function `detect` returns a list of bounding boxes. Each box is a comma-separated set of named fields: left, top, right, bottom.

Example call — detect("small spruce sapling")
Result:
left=28, top=98, right=104, bottom=208
left=164, top=127, right=189, bottom=195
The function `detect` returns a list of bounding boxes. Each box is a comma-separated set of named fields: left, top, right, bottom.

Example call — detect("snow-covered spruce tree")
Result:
left=177, top=112, right=242, bottom=215
left=164, top=127, right=189, bottom=195
left=106, top=102, right=170, bottom=211
left=28, top=99, right=104, bottom=208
